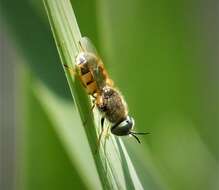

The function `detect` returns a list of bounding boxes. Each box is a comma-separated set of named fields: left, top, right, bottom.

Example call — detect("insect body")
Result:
left=75, top=51, right=112, bottom=95
left=73, top=37, right=148, bottom=143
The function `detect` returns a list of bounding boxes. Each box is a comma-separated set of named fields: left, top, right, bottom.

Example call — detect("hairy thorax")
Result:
left=97, top=86, right=128, bottom=124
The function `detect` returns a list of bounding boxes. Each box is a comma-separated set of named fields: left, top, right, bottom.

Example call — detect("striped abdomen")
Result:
left=76, top=52, right=113, bottom=95
left=78, top=63, right=98, bottom=95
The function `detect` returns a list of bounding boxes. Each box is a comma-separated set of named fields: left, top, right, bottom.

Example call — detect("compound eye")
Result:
left=111, top=116, right=135, bottom=136
left=118, top=116, right=134, bottom=129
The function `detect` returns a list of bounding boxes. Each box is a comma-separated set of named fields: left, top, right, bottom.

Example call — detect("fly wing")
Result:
left=79, top=37, right=98, bottom=55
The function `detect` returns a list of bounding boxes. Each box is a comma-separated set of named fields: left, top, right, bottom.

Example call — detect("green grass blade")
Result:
left=43, top=0, right=145, bottom=189
left=33, top=80, right=102, bottom=190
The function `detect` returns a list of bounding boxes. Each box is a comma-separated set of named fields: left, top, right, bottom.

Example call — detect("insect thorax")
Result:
left=97, top=86, right=128, bottom=124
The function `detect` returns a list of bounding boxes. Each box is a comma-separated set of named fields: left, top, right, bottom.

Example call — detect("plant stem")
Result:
left=43, top=1, right=144, bottom=189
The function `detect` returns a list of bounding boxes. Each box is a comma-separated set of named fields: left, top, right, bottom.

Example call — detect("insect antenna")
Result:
left=130, top=131, right=151, bottom=143
left=132, top=132, right=151, bottom=135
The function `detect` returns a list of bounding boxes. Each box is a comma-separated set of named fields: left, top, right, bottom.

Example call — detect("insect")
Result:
left=66, top=37, right=149, bottom=144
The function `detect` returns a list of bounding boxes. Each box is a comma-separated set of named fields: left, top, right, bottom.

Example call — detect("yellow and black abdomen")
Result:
left=76, top=51, right=112, bottom=95
left=78, top=63, right=98, bottom=95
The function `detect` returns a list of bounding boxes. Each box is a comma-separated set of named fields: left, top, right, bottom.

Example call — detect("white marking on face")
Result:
left=76, top=52, right=87, bottom=65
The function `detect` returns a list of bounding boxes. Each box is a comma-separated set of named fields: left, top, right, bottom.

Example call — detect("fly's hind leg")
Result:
left=95, top=116, right=105, bottom=153
left=78, top=37, right=98, bottom=54
left=96, top=118, right=111, bottom=154
left=78, top=40, right=86, bottom=52
left=105, top=124, right=111, bottom=139
left=102, top=122, right=111, bottom=151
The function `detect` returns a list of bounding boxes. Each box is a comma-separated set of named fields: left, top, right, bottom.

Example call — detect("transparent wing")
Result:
left=79, top=37, right=98, bottom=55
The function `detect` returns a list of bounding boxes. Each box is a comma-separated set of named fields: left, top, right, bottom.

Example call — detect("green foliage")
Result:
left=0, top=0, right=218, bottom=190
left=23, top=76, right=87, bottom=190
left=43, top=1, right=145, bottom=189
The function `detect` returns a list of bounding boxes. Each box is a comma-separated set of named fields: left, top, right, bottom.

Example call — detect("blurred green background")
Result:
left=0, top=0, right=218, bottom=190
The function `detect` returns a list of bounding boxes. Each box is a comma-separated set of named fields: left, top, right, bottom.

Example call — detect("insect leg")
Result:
left=78, top=40, right=86, bottom=52
left=106, top=124, right=111, bottom=138
left=101, top=117, right=105, bottom=128
left=64, top=64, right=89, bottom=91
left=63, top=64, right=76, bottom=75
left=95, top=116, right=105, bottom=153
left=102, top=122, right=111, bottom=150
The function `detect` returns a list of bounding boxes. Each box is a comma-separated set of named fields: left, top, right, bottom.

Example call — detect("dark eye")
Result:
left=111, top=116, right=135, bottom=136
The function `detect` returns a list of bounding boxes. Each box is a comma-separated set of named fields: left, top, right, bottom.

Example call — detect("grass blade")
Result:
left=43, top=0, right=144, bottom=189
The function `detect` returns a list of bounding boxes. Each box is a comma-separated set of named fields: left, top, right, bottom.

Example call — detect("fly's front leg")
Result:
left=64, top=64, right=87, bottom=89
left=64, top=42, right=86, bottom=74
left=64, top=64, right=76, bottom=76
